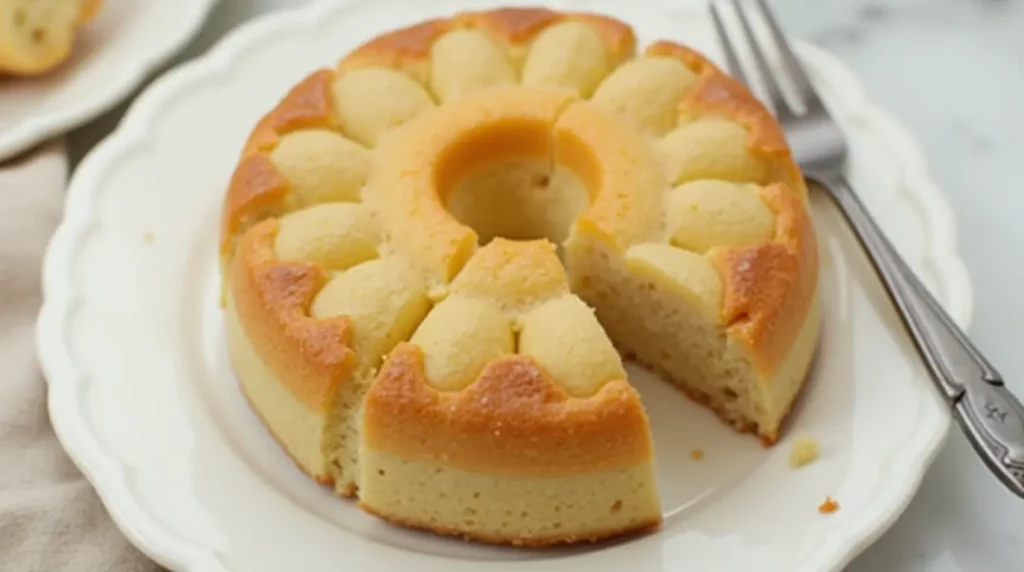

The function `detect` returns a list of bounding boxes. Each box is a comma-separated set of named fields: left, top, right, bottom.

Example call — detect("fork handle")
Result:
left=816, top=173, right=1024, bottom=499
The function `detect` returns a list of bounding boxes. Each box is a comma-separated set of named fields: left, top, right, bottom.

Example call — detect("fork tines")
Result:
left=709, top=0, right=820, bottom=118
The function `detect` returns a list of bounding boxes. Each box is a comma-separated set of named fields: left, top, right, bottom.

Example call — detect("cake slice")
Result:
left=0, top=0, right=101, bottom=75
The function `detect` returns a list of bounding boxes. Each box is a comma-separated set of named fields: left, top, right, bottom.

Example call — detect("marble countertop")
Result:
left=66, top=0, right=1024, bottom=570
left=780, top=1, right=1024, bottom=570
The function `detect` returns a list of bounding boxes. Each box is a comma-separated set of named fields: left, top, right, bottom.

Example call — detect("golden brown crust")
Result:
left=646, top=40, right=816, bottom=378
left=220, top=154, right=290, bottom=258
left=644, top=40, right=720, bottom=77
left=362, top=344, right=654, bottom=477
left=338, top=7, right=635, bottom=83
left=359, top=501, right=661, bottom=547
left=685, top=75, right=789, bottom=155
left=456, top=8, right=563, bottom=45
left=645, top=41, right=785, bottom=150
left=712, top=183, right=819, bottom=376
left=220, top=69, right=338, bottom=257
left=458, top=8, right=636, bottom=66
left=647, top=41, right=806, bottom=197
left=230, top=220, right=356, bottom=412
left=339, top=19, right=453, bottom=83
left=241, top=68, right=338, bottom=155
left=79, top=0, right=104, bottom=24
left=684, top=74, right=805, bottom=195
left=567, top=13, right=637, bottom=65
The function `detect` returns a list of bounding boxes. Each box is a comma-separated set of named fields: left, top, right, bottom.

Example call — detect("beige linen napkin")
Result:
left=0, top=141, right=159, bottom=572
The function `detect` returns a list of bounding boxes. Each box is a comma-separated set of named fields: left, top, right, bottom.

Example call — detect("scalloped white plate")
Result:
left=37, top=1, right=973, bottom=571
left=0, top=0, right=218, bottom=162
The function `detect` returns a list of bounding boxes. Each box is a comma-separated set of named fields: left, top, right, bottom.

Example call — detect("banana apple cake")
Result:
left=219, top=6, right=819, bottom=547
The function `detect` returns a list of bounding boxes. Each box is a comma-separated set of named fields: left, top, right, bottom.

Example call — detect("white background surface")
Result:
left=64, top=0, right=1024, bottom=570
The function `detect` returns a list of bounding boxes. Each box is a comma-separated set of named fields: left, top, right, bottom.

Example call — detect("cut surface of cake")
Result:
left=219, top=6, right=819, bottom=546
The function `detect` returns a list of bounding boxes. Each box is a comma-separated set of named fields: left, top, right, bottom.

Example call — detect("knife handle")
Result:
left=817, top=174, right=1024, bottom=499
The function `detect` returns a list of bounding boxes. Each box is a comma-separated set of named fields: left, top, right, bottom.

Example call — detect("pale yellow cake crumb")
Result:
left=690, top=448, right=705, bottom=461
left=788, top=435, right=819, bottom=468
left=142, top=232, right=155, bottom=243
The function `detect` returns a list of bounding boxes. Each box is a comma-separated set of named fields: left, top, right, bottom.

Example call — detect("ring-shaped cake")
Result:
left=219, top=7, right=820, bottom=546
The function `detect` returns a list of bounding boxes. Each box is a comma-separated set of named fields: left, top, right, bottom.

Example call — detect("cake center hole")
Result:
left=438, top=120, right=590, bottom=247
left=445, top=159, right=588, bottom=246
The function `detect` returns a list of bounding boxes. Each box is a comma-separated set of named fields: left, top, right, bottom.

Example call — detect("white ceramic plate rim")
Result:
left=0, top=0, right=220, bottom=162
left=37, top=1, right=974, bottom=570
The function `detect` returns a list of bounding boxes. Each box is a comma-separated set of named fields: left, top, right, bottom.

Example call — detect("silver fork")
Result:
left=711, top=0, right=1024, bottom=499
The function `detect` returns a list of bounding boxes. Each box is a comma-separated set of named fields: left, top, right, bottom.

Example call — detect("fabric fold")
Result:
left=0, top=140, right=160, bottom=572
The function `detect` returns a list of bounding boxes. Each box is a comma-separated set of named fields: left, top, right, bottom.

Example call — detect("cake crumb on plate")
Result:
left=789, top=435, right=819, bottom=468
left=690, top=449, right=704, bottom=461
left=818, top=496, right=840, bottom=514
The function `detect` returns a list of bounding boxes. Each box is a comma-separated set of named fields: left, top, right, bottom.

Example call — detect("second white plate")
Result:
left=38, top=1, right=973, bottom=571
left=0, top=0, right=218, bottom=162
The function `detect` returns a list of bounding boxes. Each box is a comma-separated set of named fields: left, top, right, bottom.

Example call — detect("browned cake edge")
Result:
left=229, top=221, right=359, bottom=486
left=645, top=40, right=819, bottom=388
left=337, top=7, right=636, bottom=82
left=362, top=344, right=655, bottom=476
